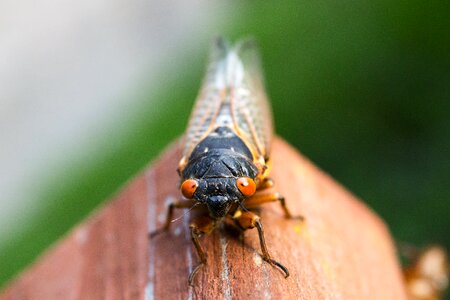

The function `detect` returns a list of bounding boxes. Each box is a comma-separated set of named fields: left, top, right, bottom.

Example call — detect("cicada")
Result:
left=151, top=37, right=301, bottom=285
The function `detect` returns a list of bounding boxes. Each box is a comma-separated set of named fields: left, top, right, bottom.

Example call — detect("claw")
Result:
left=263, top=256, right=290, bottom=278
left=188, top=262, right=205, bottom=286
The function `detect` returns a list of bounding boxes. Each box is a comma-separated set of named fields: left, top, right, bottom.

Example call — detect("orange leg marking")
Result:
left=257, top=177, right=274, bottom=191
left=244, top=192, right=304, bottom=220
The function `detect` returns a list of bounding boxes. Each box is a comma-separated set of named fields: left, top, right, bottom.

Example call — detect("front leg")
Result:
left=188, top=215, right=215, bottom=286
left=255, top=218, right=290, bottom=278
left=232, top=210, right=289, bottom=278
left=149, top=199, right=196, bottom=238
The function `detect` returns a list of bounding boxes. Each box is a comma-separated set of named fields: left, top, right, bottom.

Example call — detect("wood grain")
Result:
left=0, top=138, right=408, bottom=299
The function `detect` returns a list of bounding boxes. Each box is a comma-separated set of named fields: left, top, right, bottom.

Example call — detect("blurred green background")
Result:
left=1, top=0, right=449, bottom=289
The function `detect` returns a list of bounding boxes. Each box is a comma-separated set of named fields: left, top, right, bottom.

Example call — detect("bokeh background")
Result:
left=1, top=0, right=449, bottom=288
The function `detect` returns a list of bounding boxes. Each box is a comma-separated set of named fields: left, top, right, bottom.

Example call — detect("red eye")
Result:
left=236, top=177, right=256, bottom=197
left=181, top=179, right=198, bottom=199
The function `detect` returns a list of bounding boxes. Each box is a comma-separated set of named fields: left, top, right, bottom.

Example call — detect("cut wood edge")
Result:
left=1, top=138, right=408, bottom=299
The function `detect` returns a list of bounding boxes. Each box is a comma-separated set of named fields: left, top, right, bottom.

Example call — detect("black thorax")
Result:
left=182, top=127, right=258, bottom=180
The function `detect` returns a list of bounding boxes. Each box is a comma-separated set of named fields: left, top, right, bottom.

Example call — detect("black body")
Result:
left=182, top=127, right=258, bottom=219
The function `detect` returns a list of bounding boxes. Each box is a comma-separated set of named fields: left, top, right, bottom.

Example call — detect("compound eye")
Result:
left=181, top=179, right=198, bottom=199
left=236, top=177, right=256, bottom=197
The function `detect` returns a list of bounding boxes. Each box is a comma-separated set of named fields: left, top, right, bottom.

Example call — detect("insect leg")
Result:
left=149, top=199, right=196, bottom=238
left=257, top=177, right=274, bottom=191
left=255, top=219, right=290, bottom=278
left=233, top=211, right=289, bottom=278
left=188, top=216, right=215, bottom=286
left=244, top=192, right=304, bottom=220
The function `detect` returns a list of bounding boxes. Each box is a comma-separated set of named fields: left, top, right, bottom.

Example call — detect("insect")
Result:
left=403, top=245, right=449, bottom=300
left=150, top=37, right=302, bottom=286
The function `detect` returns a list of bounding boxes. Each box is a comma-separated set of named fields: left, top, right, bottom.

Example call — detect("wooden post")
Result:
left=1, top=138, right=408, bottom=299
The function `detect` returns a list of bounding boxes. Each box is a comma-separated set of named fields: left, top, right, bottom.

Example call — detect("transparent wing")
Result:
left=230, top=39, right=273, bottom=160
left=182, top=37, right=273, bottom=162
left=182, top=37, right=230, bottom=159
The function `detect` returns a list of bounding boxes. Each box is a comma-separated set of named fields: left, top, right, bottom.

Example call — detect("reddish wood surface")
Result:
left=1, top=138, right=408, bottom=299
